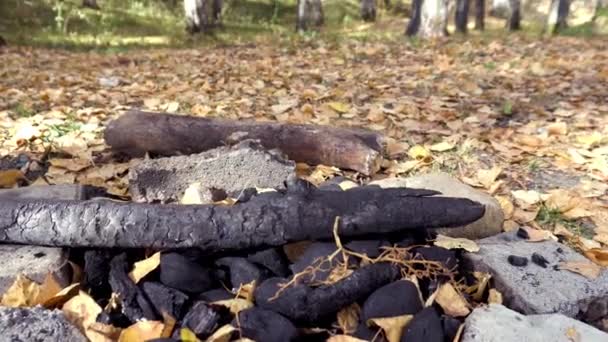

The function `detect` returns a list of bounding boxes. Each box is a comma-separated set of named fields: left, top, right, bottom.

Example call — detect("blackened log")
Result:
left=181, top=301, right=221, bottom=337
left=108, top=253, right=157, bottom=322
left=83, top=249, right=114, bottom=300
left=0, top=185, right=484, bottom=252
left=254, top=263, right=401, bottom=323
left=233, top=308, right=298, bottom=342
left=141, top=282, right=189, bottom=320
left=160, top=253, right=214, bottom=293
left=455, top=0, right=470, bottom=33
left=474, top=0, right=485, bottom=30
left=104, top=110, right=385, bottom=176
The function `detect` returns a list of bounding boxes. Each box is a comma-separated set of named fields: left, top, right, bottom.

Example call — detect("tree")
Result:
left=489, top=0, right=510, bottom=18
left=82, top=0, right=100, bottom=10
left=406, top=0, right=449, bottom=38
left=455, top=0, right=470, bottom=33
left=184, top=0, right=209, bottom=33
left=474, top=0, right=485, bottom=30
left=212, top=0, right=222, bottom=26
left=546, top=0, right=570, bottom=33
left=507, top=0, right=521, bottom=30
left=361, top=0, right=377, bottom=21
left=296, top=0, right=324, bottom=32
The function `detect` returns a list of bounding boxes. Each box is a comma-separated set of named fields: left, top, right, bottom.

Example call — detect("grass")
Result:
left=536, top=205, right=594, bottom=239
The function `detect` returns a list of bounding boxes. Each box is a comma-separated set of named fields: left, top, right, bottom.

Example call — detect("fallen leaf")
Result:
left=338, top=180, right=358, bottom=191
left=576, top=132, right=603, bottom=148
left=547, top=122, right=568, bottom=135
left=49, top=158, right=92, bottom=172
left=470, top=272, right=492, bottom=302
left=577, top=236, right=602, bottom=251
left=558, top=261, right=602, bottom=279
left=87, top=322, right=122, bottom=342
left=520, top=226, right=554, bottom=242
left=495, top=196, right=514, bottom=219
left=544, top=189, right=578, bottom=213
left=118, top=320, right=164, bottom=342
left=368, top=314, right=413, bottom=342
left=212, top=298, right=253, bottom=315
left=128, top=252, right=161, bottom=284
left=554, top=223, right=575, bottom=239
left=337, top=303, right=360, bottom=334
left=430, top=141, right=455, bottom=152
left=593, top=233, right=608, bottom=246
left=511, top=190, right=543, bottom=208
left=488, top=288, right=503, bottom=304
left=477, top=166, right=502, bottom=189
left=43, top=282, right=80, bottom=309
left=408, top=145, right=432, bottom=163
left=563, top=207, right=593, bottom=219
left=583, top=248, right=608, bottom=267
left=34, top=272, right=64, bottom=305
left=161, top=312, right=177, bottom=338
left=0, top=274, right=39, bottom=307
left=204, top=325, right=234, bottom=342
left=0, top=169, right=26, bottom=188
left=512, top=208, right=540, bottom=223
left=452, top=324, right=465, bottom=342
left=503, top=220, right=520, bottom=232
left=434, top=234, right=480, bottom=252
left=327, top=102, right=349, bottom=114
left=63, top=291, right=104, bottom=341
left=434, top=283, right=470, bottom=317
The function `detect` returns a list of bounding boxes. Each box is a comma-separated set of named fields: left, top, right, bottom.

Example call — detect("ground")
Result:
left=0, top=1, right=607, bottom=250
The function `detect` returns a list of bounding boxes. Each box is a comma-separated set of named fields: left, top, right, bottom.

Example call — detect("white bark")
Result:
left=419, top=0, right=449, bottom=38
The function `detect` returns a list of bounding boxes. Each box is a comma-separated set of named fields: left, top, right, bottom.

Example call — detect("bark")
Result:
left=212, top=0, right=222, bottom=25
left=296, top=0, right=324, bottom=32
left=0, top=184, right=485, bottom=252
left=507, top=0, right=521, bottom=30
left=418, top=0, right=449, bottom=38
left=361, top=0, right=377, bottom=21
left=184, top=0, right=209, bottom=33
left=104, top=110, right=386, bottom=176
left=547, top=0, right=570, bottom=33
left=82, top=0, right=100, bottom=9
left=593, top=0, right=605, bottom=21
left=455, top=0, right=470, bottom=33
left=489, top=0, right=510, bottom=18
left=474, top=0, right=485, bottom=30
left=406, top=0, right=423, bottom=36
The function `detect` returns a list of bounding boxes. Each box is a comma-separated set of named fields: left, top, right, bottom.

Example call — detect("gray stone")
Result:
left=462, top=304, right=608, bottom=342
left=129, top=140, right=296, bottom=203
left=0, top=245, right=71, bottom=294
left=464, top=231, right=608, bottom=323
left=0, top=306, right=87, bottom=342
left=369, top=173, right=503, bottom=239
left=0, top=184, right=89, bottom=201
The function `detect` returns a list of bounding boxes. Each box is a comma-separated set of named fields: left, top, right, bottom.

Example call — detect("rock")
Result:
left=464, top=231, right=608, bottom=323
left=370, top=173, right=503, bottom=239
left=129, top=140, right=296, bottom=203
left=462, top=304, right=608, bottom=342
left=0, top=245, right=70, bottom=294
left=0, top=184, right=90, bottom=201
left=0, top=306, right=87, bottom=342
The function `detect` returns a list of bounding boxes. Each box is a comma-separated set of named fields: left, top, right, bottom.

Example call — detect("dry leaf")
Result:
left=0, top=169, right=26, bottom=188
left=558, top=261, right=602, bottom=279
left=43, top=282, right=80, bottom=309
left=470, top=272, right=492, bottom=302
left=511, top=190, right=543, bottom=208
left=488, top=288, right=503, bottom=304
left=430, top=141, right=455, bottom=152
left=368, top=315, right=413, bottom=342
left=49, top=158, right=92, bottom=172
left=495, top=196, right=514, bottom=219
left=547, top=122, right=568, bottom=135
left=180, top=182, right=205, bottom=204
left=63, top=291, right=104, bottom=341
left=337, top=303, right=360, bottom=334
left=87, top=322, right=122, bottom=342
left=593, top=233, right=608, bottom=246
left=212, top=298, right=253, bottom=315
left=513, top=208, right=540, bottom=223
left=520, top=226, right=554, bottom=242
left=544, top=189, right=578, bottom=213
left=408, top=145, right=432, bottom=163
left=583, top=248, right=608, bottom=267
left=0, top=274, right=39, bottom=307
left=477, top=166, right=502, bottom=189
left=128, top=251, right=161, bottom=284
left=204, top=325, right=234, bottom=342
left=577, top=236, right=602, bottom=251
left=503, top=219, right=520, bottom=232
left=554, top=224, right=575, bottom=239
left=338, top=180, right=358, bottom=191
left=118, top=320, right=164, bottom=342
left=328, top=102, right=349, bottom=113
left=434, top=283, right=470, bottom=317
left=434, top=234, right=480, bottom=252
left=34, top=272, right=64, bottom=305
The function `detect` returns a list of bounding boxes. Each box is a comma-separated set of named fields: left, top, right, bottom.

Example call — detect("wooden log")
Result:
left=0, top=184, right=485, bottom=252
left=104, top=110, right=386, bottom=175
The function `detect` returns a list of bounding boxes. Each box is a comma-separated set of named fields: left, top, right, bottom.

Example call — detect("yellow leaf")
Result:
left=577, top=236, right=602, bottom=251
left=476, top=166, right=502, bottom=189
left=34, top=272, right=64, bottom=305
left=554, top=224, right=575, bottom=239
left=337, top=303, right=360, bottom=334
left=511, top=190, right=543, bottom=208
left=43, top=282, right=80, bottom=309
left=0, top=169, right=26, bottom=188
left=495, top=195, right=514, bottom=219
left=558, top=261, right=602, bottom=279
left=0, top=274, right=40, bottom=307
left=488, top=288, right=503, bottom=304
left=576, top=132, right=603, bottom=148
left=49, top=158, right=92, bottom=172
left=583, top=248, right=608, bottom=267
left=408, top=145, right=432, bottom=163
left=547, top=122, right=568, bottom=135
left=470, top=272, right=492, bottom=302
left=434, top=234, right=480, bottom=252
left=161, top=312, right=177, bottom=338
left=128, top=252, right=161, bottom=284
left=544, top=189, right=578, bottom=213
left=118, top=321, right=164, bottom=342
left=212, top=298, right=253, bottom=315
left=328, top=102, right=349, bottom=113
left=87, top=322, right=122, bottom=342
left=434, top=283, right=470, bottom=317
left=204, top=325, right=235, bottom=342
left=144, top=98, right=162, bottom=108
left=430, top=141, right=455, bottom=152
left=368, top=315, right=413, bottom=342
left=563, top=207, right=593, bottom=219
left=63, top=291, right=104, bottom=341
left=338, top=180, right=358, bottom=191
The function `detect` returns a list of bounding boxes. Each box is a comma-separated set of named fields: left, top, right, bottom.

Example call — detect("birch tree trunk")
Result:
left=547, top=0, right=570, bottom=33
left=296, top=0, right=324, bottom=32
left=361, top=0, right=377, bottom=21
left=474, top=0, right=485, bottom=30
left=490, top=0, right=510, bottom=18
left=184, top=0, right=209, bottom=33
left=507, top=0, right=520, bottom=30
left=455, top=0, right=470, bottom=32
left=419, top=0, right=449, bottom=38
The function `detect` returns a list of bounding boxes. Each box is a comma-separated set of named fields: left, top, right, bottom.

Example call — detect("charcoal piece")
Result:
left=413, top=246, right=458, bottom=271
left=160, top=253, right=213, bottom=293
left=109, top=253, right=156, bottom=322
left=141, top=282, right=189, bottom=320
left=290, top=242, right=352, bottom=284
left=0, top=185, right=486, bottom=251
left=247, top=248, right=289, bottom=277
left=233, top=308, right=298, bottom=342
left=508, top=255, right=528, bottom=267
left=517, top=227, right=530, bottom=239
left=199, top=288, right=234, bottom=302
left=442, top=315, right=462, bottom=341
left=401, top=307, right=444, bottom=342
left=96, top=310, right=132, bottom=328
left=531, top=252, right=549, bottom=268
left=345, top=240, right=389, bottom=258
left=215, top=257, right=264, bottom=288
left=182, top=301, right=221, bottom=338
left=83, top=249, right=113, bottom=299
left=318, top=177, right=355, bottom=192
left=362, top=280, right=423, bottom=320
left=255, top=263, right=400, bottom=323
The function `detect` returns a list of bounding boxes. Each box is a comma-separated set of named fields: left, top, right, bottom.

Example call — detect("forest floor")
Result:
left=1, top=30, right=608, bottom=250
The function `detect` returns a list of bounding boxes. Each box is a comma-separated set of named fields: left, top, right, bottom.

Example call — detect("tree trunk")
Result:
left=547, top=0, right=570, bottom=33
left=82, top=0, right=100, bottom=9
left=212, top=0, right=223, bottom=25
left=474, top=0, right=485, bottom=30
left=104, top=110, right=386, bottom=176
left=0, top=186, right=485, bottom=252
left=455, top=0, right=470, bottom=33
left=406, top=0, right=423, bottom=36
left=296, top=0, right=324, bottom=32
left=507, top=0, right=520, bottom=30
left=184, top=0, right=209, bottom=33
left=419, top=0, right=449, bottom=38
left=593, top=0, right=605, bottom=21
left=361, top=0, right=377, bottom=21
left=489, top=0, right=510, bottom=18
